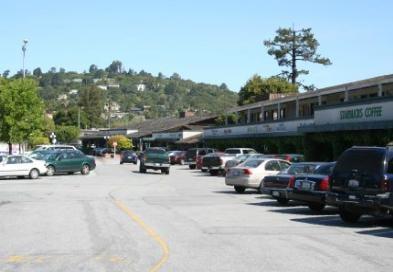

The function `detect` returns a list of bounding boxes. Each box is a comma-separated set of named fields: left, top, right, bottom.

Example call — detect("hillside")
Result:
left=23, top=62, right=238, bottom=127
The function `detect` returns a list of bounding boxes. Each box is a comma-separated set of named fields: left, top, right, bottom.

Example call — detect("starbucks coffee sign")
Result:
left=315, top=100, right=393, bottom=125
left=340, top=106, right=382, bottom=120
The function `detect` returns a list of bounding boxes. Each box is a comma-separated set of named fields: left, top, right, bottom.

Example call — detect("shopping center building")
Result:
left=203, top=74, right=393, bottom=160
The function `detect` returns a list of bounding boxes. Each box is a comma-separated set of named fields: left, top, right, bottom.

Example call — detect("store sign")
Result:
left=315, top=100, right=393, bottom=125
left=204, top=119, right=313, bottom=138
left=152, top=132, right=182, bottom=140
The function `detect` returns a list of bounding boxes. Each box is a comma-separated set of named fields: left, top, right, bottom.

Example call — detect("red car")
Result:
left=169, top=151, right=186, bottom=165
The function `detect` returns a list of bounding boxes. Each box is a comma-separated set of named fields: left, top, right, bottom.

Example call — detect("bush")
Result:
left=54, top=125, right=80, bottom=143
left=108, top=135, right=133, bottom=151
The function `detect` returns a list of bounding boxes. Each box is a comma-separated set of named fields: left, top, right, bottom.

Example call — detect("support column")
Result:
left=247, top=109, right=251, bottom=124
left=318, top=95, right=322, bottom=106
left=295, top=97, right=299, bottom=118
left=378, top=84, right=383, bottom=97
left=277, top=103, right=281, bottom=120
left=344, top=89, right=349, bottom=102
left=225, top=115, right=228, bottom=125
left=260, top=106, right=264, bottom=122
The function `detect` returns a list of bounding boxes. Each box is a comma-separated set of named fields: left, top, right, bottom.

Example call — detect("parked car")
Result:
left=276, top=154, right=305, bottom=163
left=169, top=151, right=186, bottom=165
left=224, top=148, right=257, bottom=156
left=185, top=148, right=215, bottom=169
left=44, top=150, right=96, bottom=176
left=139, top=148, right=170, bottom=174
left=225, top=158, right=291, bottom=193
left=202, top=152, right=237, bottom=175
left=287, top=162, right=336, bottom=211
left=120, top=150, right=138, bottom=164
left=261, top=162, right=323, bottom=204
left=0, top=155, right=47, bottom=179
left=33, top=144, right=77, bottom=151
left=224, top=153, right=268, bottom=173
left=327, top=146, right=393, bottom=223
left=94, top=147, right=111, bottom=157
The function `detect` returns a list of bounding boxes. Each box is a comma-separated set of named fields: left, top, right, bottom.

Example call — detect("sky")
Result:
left=1, top=0, right=392, bottom=92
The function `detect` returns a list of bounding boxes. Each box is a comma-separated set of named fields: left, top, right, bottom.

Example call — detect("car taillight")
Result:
left=243, top=168, right=252, bottom=175
left=319, top=176, right=330, bottom=191
left=288, top=176, right=295, bottom=188
left=381, top=176, right=389, bottom=192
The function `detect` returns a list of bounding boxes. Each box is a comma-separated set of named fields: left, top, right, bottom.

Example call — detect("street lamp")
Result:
left=50, top=132, right=57, bottom=144
left=22, top=39, right=28, bottom=78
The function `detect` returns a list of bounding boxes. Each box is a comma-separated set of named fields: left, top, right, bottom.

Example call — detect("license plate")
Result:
left=301, top=182, right=312, bottom=190
left=272, top=191, right=280, bottom=197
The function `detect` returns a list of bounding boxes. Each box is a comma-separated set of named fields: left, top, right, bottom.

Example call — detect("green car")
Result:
left=139, top=148, right=170, bottom=174
left=44, top=150, right=96, bottom=176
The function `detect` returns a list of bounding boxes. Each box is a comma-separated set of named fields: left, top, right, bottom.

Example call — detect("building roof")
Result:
left=127, top=115, right=217, bottom=138
left=229, top=74, right=393, bottom=113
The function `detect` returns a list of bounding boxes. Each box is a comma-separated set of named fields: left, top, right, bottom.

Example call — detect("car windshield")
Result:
left=283, top=164, right=317, bottom=175
left=243, top=159, right=264, bottom=168
left=147, top=149, right=166, bottom=154
left=334, top=149, right=384, bottom=175
left=225, top=149, right=241, bottom=154
left=315, top=163, right=335, bottom=175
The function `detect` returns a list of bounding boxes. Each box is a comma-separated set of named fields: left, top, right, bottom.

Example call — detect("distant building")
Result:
left=68, top=89, right=78, bottom=95
left=137, top=83, right=146, bottom=92
left=57, top=94, right=68, bottom=101
left=104, top=102, right=120, bottom=112
left=97, top=85, right=107, bottom=90
left=179, top=110, right=195, bottom=118
left=72, top=78, right=83, bottom=83
left=108, top=84, right=120, bottom=89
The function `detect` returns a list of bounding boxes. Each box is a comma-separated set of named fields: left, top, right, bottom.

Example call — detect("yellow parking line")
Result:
left=113, top=199, right=169, bottom=272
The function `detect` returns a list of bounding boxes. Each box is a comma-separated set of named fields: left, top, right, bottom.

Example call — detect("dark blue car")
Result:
left=120, top=150, right=138, bottom=165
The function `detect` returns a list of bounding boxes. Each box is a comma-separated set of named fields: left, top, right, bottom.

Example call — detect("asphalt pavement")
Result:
left=0, top=158, right=392, bottom=272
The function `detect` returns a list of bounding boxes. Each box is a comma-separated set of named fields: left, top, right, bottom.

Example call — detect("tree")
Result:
left=264, top=27, right=332, bottom=87
left=238, top=75, right=297, bottom=105
left=2, top=70, right=10, bottom=78
left=33, top=67, right=43, bottom=77
left=89, top=64, right=98, bottom=73
left=0, top=78, right=45, bottom=154
left=108, top=135, right=133, bottom=151
left=28, top=132, right=50, bottom=147
left=106, top=60, right=123, bottom=74
left=54, top=125, right=80, bottom=143
left=78, top=86, right=105, bottom=128
left=53, top=107, right=88, bottom=128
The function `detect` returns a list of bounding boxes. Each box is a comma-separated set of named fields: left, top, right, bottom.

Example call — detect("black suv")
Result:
left=327, top=146, right=393, bottom=223
left=185, top=148, right=215, bottom=169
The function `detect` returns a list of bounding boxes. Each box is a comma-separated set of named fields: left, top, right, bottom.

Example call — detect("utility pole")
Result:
left=77, top=107, right=81, bottom=129
left=22, top=39, right=28, bottom=79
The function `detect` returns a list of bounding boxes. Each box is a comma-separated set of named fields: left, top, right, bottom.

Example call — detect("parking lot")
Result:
left=0, top=158, right=393, bottom=272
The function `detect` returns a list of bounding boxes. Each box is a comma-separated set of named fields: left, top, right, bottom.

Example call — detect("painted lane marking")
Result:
left=112, top=199, right=169, bottom=272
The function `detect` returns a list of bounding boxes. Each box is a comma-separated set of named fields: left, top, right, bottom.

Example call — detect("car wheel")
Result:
left=165, top=168, right=170, bottom=175
left=201, top=169, right=207, bottom=172
left=120, top=161, right=124, bottom=165
left=29, top=168, right=39, bottom=180
left=277, top=198, right=289, bottom=205
left=81, top=164, right=90, bottom=175
left=210, top=169, right=218, bottom=176
left=46, top=165, right=55, bottom=176
left=67, top=172, right=74, bottom=175
left=234, top=186, right=246, bottom=193
left=308, top=203, right=325, bottom=212
left=139, top=166, right=146, bottom=173
left=339, top=208, right=362, bottom=223
left=189, top=165, right=196, bottom=170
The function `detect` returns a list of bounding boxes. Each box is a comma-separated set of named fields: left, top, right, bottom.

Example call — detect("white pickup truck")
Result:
left=202, top=148, right=257, bottom=176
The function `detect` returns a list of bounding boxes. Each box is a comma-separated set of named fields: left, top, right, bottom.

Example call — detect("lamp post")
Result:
left=50, top=132, right=57, bottom=144
left=22, top=40, right=28, bottom=79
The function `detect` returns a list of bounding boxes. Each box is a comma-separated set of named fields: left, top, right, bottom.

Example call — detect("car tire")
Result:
left=162, top=168, right=170, bottom=175
left=139, top=166, right=146, bottom=173
left=277, top=198, right=289, bottom=205
left=308, top=203, right=325, bottom=212
left=29, top=168, right=39, bottom=180
left=339, top=208, right=362, bottom=223
left=46, top=165, right=55, bottom=176
left=67, top=172, right=74, bottom=175
left=81, top=164, right=90, bottom=175
left=210, top=169, right=218, bottom=176
left=234, top=186, right=246, bottom=193
left=189, top=165, right=196, bottom=170
left=120, top=161, right=124, bottom=165
left=201, top=169, right=207, bottom=172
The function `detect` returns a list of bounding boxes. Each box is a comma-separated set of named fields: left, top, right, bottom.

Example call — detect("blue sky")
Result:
left=1, top=0, right=392, bottom=91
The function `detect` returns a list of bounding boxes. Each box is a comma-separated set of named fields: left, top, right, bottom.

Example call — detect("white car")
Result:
left=225, top=158, right=291, bottom=193
left=0, top=155, right=48, bottom=179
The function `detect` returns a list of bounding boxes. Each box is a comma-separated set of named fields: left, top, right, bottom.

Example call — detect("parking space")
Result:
left=0, top=161, right=392, bottom=272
